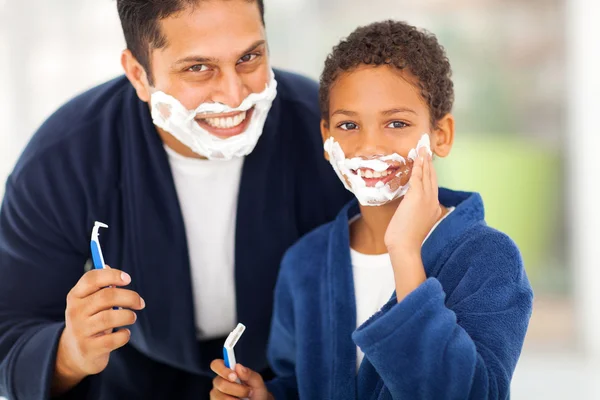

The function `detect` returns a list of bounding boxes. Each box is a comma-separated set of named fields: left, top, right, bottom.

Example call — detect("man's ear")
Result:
left=121, top=49, right=151, bottom=103
left=321, top=119, right=331, bottom=161
left=431, top=113, right=455, bottom=158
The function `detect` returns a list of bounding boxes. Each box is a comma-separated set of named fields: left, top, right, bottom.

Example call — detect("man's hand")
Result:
left=51, top=266, right=145, bottom=395
left=210, top=359, right=272, bottom=400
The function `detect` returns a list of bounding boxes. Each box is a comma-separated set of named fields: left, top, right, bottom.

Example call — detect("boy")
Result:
left=210, top=20, right=533, bottom=399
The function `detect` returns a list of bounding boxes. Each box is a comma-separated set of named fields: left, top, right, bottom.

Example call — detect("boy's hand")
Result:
left=384, top=146, right=442, bottom=301
left=384, top=146, right=442, bottom=253
left=210, top=359, right=272, bottom=400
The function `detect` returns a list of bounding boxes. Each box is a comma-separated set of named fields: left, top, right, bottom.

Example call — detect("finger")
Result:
left=84, top=288, right=145, bottom=316
left=211, top=359, right=239, bottom=382
left=236, top=363, right=265, bottom=390
left=212, top=376, right=251, bottom=398
left=70, top=268, right=132, bottom=298
left=85, top=309, right=137, bottom=337
left=408, top=150, right=425, bottom=191
left=90, top=328, right=131, bottom=355
left=421, top=147, right=431, bottom=194
left=210, top=388, right=238, bottom=400
left=429, top=153, right=439, bottom=193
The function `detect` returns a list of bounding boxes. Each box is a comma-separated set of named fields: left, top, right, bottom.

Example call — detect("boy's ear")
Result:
left=432, top=113, right=455, bottom=158
left=321, top=119, right=331, bottom=161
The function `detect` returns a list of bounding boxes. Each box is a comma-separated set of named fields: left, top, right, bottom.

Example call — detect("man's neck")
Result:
left=157, top=126, right=207, bottom=159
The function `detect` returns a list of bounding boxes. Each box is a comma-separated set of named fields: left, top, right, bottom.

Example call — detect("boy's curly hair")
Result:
left=319, top=20, right=454, bottom=128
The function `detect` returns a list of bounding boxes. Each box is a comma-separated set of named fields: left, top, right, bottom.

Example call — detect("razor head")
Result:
left=224, top=323, right=246, bottom=349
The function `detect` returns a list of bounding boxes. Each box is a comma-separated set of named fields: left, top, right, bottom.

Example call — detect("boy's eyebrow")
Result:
left=173, top=40, right=266, bottom=66
left=331, top=109, right=358, bottom=117
left=381, top=108, right=417, bottom=116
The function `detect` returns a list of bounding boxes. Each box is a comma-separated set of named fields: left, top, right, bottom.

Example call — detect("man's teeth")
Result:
left=357, top=169, right=394, bottom=178
left=203, top=111, right=247, bottom=129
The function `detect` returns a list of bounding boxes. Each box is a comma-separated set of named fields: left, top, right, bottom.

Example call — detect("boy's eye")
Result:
left=338, top=122, right=358, bottom=130
left=237, top=53, right=259, bottom=64
left=387, top=121, right=408, bottom=129
left=188, top=64, right=209, bottom=73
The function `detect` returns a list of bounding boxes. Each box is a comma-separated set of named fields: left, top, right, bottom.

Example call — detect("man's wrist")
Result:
left=51, top=336, right=86, bottom=395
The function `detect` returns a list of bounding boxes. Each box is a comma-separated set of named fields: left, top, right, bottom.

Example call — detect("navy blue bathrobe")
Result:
left=0, top=69, right=352, bottom=399
left=266, top=189, right=534, bottom=399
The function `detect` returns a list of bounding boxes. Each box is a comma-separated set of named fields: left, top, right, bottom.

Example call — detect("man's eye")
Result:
left=237, top=53, right=258, bottom=64
left=339, top=122, right=358, bottom=130
left=387, top=121, right=408, bottom=129
left=188, top=64, right=209, bottom=72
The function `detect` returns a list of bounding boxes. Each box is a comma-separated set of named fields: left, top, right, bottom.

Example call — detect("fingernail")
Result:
left=240, top=365, right=248, bottom=374
left=249, top=390, right=254, bottom=397
left=121, top=272, right=131, bottom=283
left=228, top=373, right=237, bottom=382
left=140, top=297, right=145, bottom=308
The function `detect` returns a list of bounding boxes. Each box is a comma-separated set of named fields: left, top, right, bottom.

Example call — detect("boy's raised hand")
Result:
left=384, top=145, right=442, bottom=252
left=385, top=145, right=443, bottom=301
left=210, top=359, right=272, bottom=400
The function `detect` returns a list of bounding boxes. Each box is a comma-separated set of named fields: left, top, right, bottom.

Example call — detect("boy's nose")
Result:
left=354, top=129, right=388, bottom=158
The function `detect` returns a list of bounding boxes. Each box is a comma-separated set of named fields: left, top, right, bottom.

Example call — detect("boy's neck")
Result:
left=350, top=198, right=448, bottom=255
left=350, top=199, right=402, bottom=255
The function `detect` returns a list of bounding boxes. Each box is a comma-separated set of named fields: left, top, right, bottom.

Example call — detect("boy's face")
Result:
left=124, top=0, right=270, bottom=139
left=321, top=65, right=453, bottom=191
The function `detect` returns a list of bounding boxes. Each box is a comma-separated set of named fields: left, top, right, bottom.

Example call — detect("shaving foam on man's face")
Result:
left=150, top=70, right=277, bottom=160
left=324, top=134, right=433, bottom=206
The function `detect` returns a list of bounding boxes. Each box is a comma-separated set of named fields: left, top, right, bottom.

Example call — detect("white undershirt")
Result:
left=164, top=145, right=244, bottom=340
left=351, top=207, right=455, bottom=369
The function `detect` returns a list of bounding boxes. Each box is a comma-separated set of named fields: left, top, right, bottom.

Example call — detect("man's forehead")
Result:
left=155, top=1, right=265, bottom=61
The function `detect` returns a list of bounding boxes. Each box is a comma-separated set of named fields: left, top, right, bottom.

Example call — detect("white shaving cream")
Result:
left=324, top=134, right=432, bottom=206
left=150, top=70, right=278, bottom=160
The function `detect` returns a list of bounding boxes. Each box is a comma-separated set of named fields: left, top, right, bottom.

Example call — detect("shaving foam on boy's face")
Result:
left=150, top=69, right=277, bottom=160
left=324, top=134, right=433, bottom=206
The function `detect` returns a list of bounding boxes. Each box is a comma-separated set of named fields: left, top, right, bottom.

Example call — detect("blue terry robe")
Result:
left=266, top=188, right=533, bottom=399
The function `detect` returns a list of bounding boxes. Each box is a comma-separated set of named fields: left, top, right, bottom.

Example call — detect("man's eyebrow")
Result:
left=173, top=40, right=266, bottom=67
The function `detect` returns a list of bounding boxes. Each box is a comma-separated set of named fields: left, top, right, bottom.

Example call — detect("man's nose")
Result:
left=212, top=70, right=246, bottom=108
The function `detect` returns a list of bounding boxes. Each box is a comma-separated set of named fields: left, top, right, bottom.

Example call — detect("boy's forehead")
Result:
left=330, top=66, right=425, bottom=110
left=156, top=0, right=265, bottom=61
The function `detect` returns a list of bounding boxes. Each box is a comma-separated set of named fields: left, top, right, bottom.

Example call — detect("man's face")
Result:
left=147, top=0, right=269, bottom=139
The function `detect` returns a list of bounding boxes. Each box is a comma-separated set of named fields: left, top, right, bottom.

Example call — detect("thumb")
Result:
left=235, top=364, right=265, bottom=390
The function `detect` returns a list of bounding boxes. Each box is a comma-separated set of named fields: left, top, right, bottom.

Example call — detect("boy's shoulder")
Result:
left=282, top=220, right=335, bottom=269
left=443, top=220, right=525, bottom=283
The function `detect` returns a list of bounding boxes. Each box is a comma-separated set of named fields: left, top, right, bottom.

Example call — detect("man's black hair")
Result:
left=117, top=0, right=265, bottom=85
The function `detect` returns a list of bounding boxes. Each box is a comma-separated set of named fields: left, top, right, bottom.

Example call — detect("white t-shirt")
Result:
left=164, top=145, right=244, bottom=340
left=351, top=207, right=455, bottom=369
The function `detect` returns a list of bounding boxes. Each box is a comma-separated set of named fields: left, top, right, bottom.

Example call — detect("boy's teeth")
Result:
left=373, top=171, right=382, bottom=178
left=365, top=170, right=374, bottom=178
left=204, top=111, right=247, bottom=128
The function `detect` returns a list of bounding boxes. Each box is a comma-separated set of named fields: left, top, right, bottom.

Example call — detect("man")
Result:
left=0, top=0, right=351, bottom=399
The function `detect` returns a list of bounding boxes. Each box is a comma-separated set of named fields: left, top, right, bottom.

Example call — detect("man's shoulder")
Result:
left=273, top=68, right=320, bottom=117
left=12, top=76, right=133, bottom=181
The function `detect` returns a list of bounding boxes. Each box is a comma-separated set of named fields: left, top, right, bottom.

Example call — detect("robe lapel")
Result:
left=327, top=202, right=360, bottom=399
